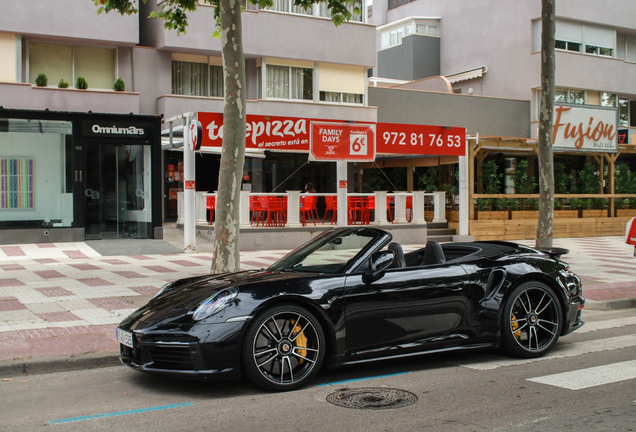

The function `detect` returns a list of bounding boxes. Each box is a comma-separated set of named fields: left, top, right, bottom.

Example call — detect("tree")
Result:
left=536, top=0, right=556, bottom=248
left=94, top=0, right=358, bottom=273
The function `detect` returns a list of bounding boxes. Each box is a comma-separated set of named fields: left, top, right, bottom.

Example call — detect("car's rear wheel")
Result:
left=242, top=304, right=325, bottom=391
left=502, top=281, right=562, bottom=358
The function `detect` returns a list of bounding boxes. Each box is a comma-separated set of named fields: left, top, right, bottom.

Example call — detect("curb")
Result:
left=585, top=298, right=636, bottom=311
left=0, top=351, right=120, bottom=378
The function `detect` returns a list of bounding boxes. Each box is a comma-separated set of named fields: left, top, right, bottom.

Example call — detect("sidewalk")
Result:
left=1, top=228, right=635, bottom=377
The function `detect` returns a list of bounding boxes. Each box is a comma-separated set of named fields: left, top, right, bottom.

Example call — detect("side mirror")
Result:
left=362, top=250, right=394, bottom=284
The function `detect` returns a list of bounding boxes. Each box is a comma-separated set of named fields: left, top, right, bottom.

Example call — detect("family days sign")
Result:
left=197, top=112, right=466, bottom=159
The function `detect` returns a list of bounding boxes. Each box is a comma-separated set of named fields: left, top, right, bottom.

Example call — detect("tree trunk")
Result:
left=536, top=0, right=556, bottom=248
left=211, top=0, right=246, bottom=273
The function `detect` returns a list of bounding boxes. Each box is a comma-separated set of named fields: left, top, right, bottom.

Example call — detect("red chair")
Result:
left=323, top=196, right=337, bottom=224
left=206, top=196, right=216, bottom=224
left=261, top=197, right=285, bottom=227
left=250, top=196, right=263, bottom=226
left=348, top=197, right=366, bottom=225
left=366, top=196, right=375, bottom=224
left=300, top=195, right=319, bottom=226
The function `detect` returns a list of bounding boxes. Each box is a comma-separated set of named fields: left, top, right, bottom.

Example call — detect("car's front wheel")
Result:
left=502, top=281, right=562, bottom=358
left=242, top=304, right=325, bottom=391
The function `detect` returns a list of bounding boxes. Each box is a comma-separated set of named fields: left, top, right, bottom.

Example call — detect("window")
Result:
left=554, top=88, right=585, bottom=105
left=29, top=42, right=116, bottom=89
left=172, top=61, right=207, bottom=96
left=553, top=20, right=615, bottom=57
left=601, top=92, right=616, bottom=107
left=320, top=92, right=363, bottom=104
left=619, top=98, right=629, bottom=127
left=266, top=65, right=313, bottom=100
left=416, top=24, right=438, bottom=36
left=171, top=56, right=224, bottom=97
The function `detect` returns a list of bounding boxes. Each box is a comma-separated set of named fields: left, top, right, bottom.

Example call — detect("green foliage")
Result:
left=476, top=198, right=492, bottom=211
left=514, top=159, right=537, bottom=194
left=417, top=167, right=439, bottom=192
left=575, top=162, right=605, bottom=209
left=570, top=198, right=591, bottom=210
left=35, top=73, right=48, bottom=87
left=113, top=77, right=126, bottom=91
left=615, top=164, right=636, bottom=209
left=526, top=198, right=539, bottom=210
left=493, top=198, right=509, bottom=211
left=76, top=77, right=89, bottom=89
left=480, top=160, right=502, bottom=194
left=58, top=79, right=69, bottom=88
left=554, top=162, right=571, bottom=194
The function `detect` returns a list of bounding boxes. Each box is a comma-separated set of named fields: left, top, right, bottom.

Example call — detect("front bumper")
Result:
left=118, top=320, right=246, bottom=382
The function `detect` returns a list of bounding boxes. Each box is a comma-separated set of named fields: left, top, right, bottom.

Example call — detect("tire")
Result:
left=242, top=304, right=325, bottom=392
left=501, top=281, right=562, bottom=358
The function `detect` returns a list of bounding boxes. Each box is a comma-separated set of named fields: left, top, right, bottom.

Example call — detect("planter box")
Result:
left=446, top=211, right=459, bottom=222
left=511, top=211, right=539, bottom=220
left=554, top=210, right=579, bottom=219
left=477, top=211, right=509, bottom=220
left=581, top=209, right=608, bottom=218
left=616, top=209, right=636, bottom=218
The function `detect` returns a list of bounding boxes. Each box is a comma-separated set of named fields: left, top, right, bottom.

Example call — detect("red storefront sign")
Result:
left=376, top=123, right=466, bottom=156
left=197, top=112, right=465, bottom=157
left=626, top=217, right=636, bottom=246
left=309, top=122, right=376, bottom=161
left=185, top=180, right=196, bottom=190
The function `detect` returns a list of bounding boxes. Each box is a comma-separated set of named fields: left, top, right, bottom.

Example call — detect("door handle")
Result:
left=75, top=171, right=78, bottom=181
left=79, top=171, right=82, bottom=182
left=444, top=282, right=465, bottom=291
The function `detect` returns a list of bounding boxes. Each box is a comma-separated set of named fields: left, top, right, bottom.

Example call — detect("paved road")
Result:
left=2, top=307, right=635, bottom=432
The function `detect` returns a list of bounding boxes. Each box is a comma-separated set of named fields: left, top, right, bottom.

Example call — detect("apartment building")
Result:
left=369, top=0, right=636, bottom=210
left=0, top=0, right=376, bottom=243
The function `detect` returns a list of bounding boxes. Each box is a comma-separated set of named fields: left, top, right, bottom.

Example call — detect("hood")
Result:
left=121, top=269, right=311, bottom=328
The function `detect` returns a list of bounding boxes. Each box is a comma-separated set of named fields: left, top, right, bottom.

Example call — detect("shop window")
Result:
left=618, top=98, right=629, bottom=127
left=266, top=65, right=313, bottom=100
left=0, top=118, right=73, bottom=229
left=29, top=42, right=115, bottom=89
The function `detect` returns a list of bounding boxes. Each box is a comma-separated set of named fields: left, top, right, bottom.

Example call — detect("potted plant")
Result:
left=113, top=77, right=125, bottom=92
left=553, top=163, right=578, bottom=218
left=615, top=164, right=636, bottom=217
left=510, top=159, right=538, bottom=219
left=577, top=163, right=607, bottom=218
left=76, top=76, right=89, bottom=89
left=58, top=79, right=69, bottom=88
left=35, top=73, right=48, bottom=87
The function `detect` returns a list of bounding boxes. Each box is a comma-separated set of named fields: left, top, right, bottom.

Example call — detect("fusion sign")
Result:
left=552, top=104, right=618, bottom=153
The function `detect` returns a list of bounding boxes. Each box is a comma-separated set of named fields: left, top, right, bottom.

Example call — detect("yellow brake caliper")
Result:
left=291, top=320, right=307, bottom=363
left=511, top=314, right=521, bottom=340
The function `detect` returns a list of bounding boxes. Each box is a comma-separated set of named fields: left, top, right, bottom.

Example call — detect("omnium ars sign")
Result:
left=309, top=122, right=376, bottom=162
left=552, top=104, right=618, bottom=153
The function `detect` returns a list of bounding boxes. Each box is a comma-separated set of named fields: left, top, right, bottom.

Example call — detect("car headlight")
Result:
left=152, top=281, right=176, bottom=299
left=192, top=287, right=239, bottom=321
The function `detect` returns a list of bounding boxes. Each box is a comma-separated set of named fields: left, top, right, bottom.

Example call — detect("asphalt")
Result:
left=1, top=224, right=635, bottom=378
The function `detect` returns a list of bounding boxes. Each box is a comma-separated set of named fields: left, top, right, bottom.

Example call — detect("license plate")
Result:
left=116, top=328, right=134, bottom=348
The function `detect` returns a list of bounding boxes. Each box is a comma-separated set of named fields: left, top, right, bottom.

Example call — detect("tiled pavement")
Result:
left=0, top=234, right=635, bottom=370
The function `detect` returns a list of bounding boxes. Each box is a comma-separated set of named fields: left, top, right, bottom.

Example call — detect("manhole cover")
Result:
left=326, top=387, right=418, bottom=410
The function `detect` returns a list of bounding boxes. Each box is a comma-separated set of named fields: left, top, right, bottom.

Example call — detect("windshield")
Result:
left=268, top=229, right=379, bottom=274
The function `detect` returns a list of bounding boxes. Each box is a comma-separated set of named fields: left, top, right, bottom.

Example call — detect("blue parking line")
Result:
left=317, top=371, right=411, bottom=387
left=48, top=402, right=194, bottom=424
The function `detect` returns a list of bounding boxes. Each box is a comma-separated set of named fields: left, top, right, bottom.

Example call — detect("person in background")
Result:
left=303, top=183, right=316, bottom=193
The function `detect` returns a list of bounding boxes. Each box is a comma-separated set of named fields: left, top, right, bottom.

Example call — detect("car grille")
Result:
left=149, top=345, right=194, bottom=370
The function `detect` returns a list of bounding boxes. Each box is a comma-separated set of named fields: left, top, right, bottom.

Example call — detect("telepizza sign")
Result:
left=309, top=122, right=376, bottom=162
left=196, top=112, right=465, bottom=157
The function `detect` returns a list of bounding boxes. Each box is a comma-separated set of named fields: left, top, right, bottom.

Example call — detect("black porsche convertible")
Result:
left=116, top=227, right=584, bottom=391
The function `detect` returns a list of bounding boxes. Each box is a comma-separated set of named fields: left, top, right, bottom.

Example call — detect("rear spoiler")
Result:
left=537, top=247, right=569, bottom=259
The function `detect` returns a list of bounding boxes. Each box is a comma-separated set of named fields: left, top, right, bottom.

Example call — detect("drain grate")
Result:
left=326, top=387, right=417, bottom=410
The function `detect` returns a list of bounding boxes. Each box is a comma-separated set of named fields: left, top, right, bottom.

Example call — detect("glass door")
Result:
left=84, top=143, right=152, bottom=240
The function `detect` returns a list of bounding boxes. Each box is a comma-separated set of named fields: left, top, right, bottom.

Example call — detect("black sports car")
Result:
left=116, top=227, right=584, bottom=391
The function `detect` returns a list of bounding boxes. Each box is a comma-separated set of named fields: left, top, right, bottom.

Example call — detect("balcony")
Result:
left=0, top=0, right=138, bottom=45
left=146, top=6, right=376, bottom=67
left=0, top=83, right=140, bottom=114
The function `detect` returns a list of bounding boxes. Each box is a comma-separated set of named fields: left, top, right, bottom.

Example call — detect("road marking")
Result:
left=48, top=402, right=193, bottom=424
left=528, top=360, right=636, bottom=390
left=317, top=371, right=411, bottom=387
left=454, top=334, right=636, bottom=370
left=577, top=316, right=636, bottom=333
